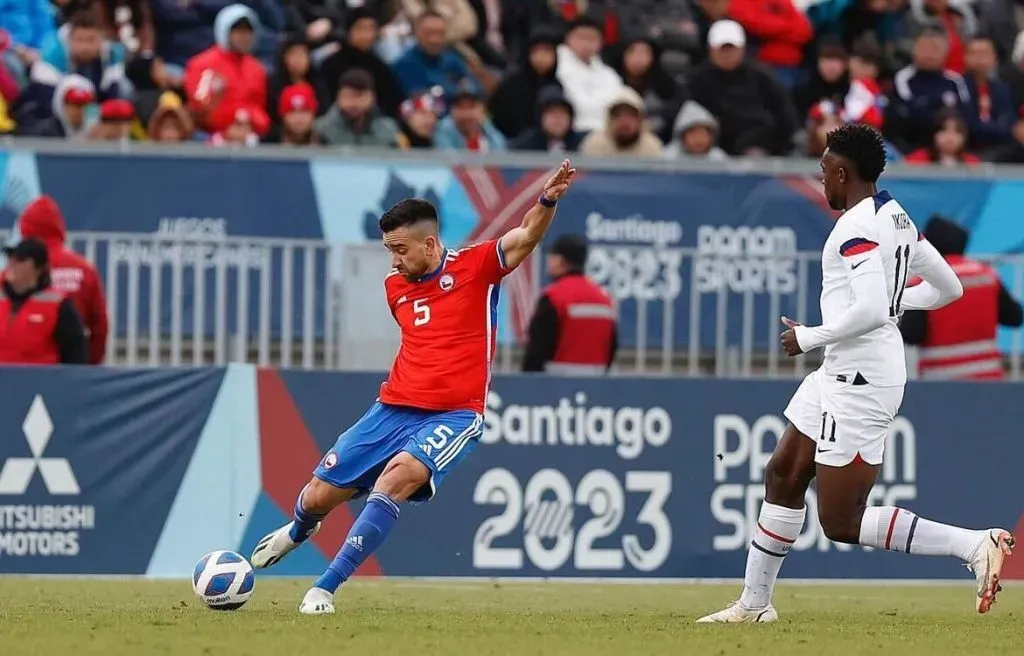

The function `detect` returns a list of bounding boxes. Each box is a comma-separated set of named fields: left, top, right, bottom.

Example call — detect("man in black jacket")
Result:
left=510, top=85, right=587, bottom=152
left=688, top=19, right=797, bottom=156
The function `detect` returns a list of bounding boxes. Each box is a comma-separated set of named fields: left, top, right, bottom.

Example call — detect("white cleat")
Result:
left=250, top=521, right=321, bottom=569
left=967, top=528, right=1015, bottom=614
left=696, top=602, right=778, bottom=623
left=299, top=587, right=336, bottom=615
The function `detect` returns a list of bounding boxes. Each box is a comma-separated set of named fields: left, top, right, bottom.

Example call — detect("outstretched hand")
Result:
left=542, top=159, right=577, bottom=202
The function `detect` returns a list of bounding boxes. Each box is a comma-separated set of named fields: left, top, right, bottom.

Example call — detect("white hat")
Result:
left=707, top=20, right=746, bottom=49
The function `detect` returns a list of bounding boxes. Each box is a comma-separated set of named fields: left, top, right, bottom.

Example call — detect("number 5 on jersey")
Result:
left=413, top=298, right=430, bottom=326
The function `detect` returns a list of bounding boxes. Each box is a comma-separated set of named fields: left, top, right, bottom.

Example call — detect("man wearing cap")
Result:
left=688, top=19, right=797, bottom=156
left=315, top=67, right=399, bottom=147
left=272, top=82, right=318, bottom=145
left=88, top=98, right=135, bottom=141
left=0, top=238, right=87, bottom=365
left=523, top=234, right=617, bottom=375
left=396, top=90, right=444, bottom=148
left=434, top=80, right=506, bottom=151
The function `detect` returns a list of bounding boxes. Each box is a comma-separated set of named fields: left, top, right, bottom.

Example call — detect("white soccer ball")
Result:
left=192, top=550, right=255, bottom=610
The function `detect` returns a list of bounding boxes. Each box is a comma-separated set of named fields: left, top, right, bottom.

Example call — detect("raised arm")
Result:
left=498, top=160, right=576, bottom=271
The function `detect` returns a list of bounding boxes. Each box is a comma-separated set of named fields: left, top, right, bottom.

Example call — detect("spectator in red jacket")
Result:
left=0, top=238, right=87, bottom=366
left=184, top=4, right=269, bottom=138
left=904, top=108, right=981, bottom=166
left=16, top=195, right=109, bottom=364
left=728, top=0, right=813, bottom=86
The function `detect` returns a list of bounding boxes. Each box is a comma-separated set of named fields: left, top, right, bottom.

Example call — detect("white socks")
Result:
left=739, top=504, right=984, bottom=610
left=859, top=506, right=982, bottom=560
left=739, top=502, right=806, bottom=610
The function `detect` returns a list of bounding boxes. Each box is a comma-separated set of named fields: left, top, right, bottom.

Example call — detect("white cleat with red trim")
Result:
left=968, top=528, right=1015, bottom=614
left=696, top=602, right=778, bottom=623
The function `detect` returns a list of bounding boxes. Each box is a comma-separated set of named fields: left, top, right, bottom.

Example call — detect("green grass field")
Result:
left=1, top=578, right=1022, bottom=655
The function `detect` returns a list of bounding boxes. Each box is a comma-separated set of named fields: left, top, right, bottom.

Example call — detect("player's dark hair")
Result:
left=378, top=198, right=439, bottom=234
left=825, top=124, right=887, bottom=183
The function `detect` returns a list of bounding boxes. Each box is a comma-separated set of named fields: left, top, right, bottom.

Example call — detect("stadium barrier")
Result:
left=2, top=143, right=1024, bottom=375
left=3, top=229, right=1022, bottom=377
left=0, top=365, right=1021, bottom=581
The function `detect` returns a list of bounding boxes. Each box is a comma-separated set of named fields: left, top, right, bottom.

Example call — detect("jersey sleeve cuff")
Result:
left=793, top=325, right=820, bottom=352
left=495, top=239, right=509, bottom=270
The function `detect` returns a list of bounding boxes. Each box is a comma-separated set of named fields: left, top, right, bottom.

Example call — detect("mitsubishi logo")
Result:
left=0, top=395, right=79, bottom=495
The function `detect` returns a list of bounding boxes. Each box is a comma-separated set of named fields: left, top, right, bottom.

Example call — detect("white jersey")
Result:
left=818, top=190, right=920, bottom=386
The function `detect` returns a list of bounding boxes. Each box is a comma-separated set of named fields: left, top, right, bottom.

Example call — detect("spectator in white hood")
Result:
left=555, top=15, right=624, bottom=132
left=664, top=100, right=727, bottom=160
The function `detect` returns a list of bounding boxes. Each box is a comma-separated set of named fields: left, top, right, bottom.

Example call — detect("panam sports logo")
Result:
left=0, top=395, right=95, bottom=557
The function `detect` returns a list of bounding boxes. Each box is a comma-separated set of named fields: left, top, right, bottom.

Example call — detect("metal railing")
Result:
left=4, top=231, right=1023, bottom=378
left=589, top=246, right=1024, bottom=380
left=66, top=232, right=335, bottom=369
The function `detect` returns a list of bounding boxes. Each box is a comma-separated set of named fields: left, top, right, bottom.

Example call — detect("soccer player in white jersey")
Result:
left=697, top=124, right=1015, bottom=624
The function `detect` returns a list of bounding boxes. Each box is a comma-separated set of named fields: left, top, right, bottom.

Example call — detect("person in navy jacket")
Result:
left=391, top=10, right=474, bottom=103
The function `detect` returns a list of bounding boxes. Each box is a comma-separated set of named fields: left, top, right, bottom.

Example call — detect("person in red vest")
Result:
left=900, top=215, right=1023, bottom=379
left=523, top=234, right=617, bottom=374
left=16, top=195, right=109, bottom=364
left=0, top=238, right=87, bottom=365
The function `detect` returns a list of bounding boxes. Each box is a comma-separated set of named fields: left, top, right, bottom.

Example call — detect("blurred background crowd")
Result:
left=3, top=0, right=1024, bottom=163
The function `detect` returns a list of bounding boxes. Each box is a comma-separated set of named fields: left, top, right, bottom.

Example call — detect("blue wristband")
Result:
left=538, top=194, right=557, bottom=208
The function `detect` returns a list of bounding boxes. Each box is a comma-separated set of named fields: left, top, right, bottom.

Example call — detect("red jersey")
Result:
left=379, top=240, right=512, bottom=413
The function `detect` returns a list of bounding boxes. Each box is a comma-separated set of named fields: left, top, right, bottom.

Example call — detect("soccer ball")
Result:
left=192, top=550, right=255, bottom=610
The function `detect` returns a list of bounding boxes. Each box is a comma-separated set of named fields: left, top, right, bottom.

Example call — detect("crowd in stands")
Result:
left=3, top=0, right=1024, bottom=164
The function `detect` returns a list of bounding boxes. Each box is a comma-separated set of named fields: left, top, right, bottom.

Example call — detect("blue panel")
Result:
left=0, top=367, right=224, bottom=574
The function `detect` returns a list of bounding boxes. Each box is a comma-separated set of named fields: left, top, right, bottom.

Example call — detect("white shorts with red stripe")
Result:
left=783, top=368, right=905, bottom=467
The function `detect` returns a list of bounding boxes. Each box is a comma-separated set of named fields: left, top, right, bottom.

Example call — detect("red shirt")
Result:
left=904, top=149, right=981, bottom=165
left=379, top=240, right=511, bottom=413
left=942, top=13, right=965, bottom=74
left=0, top=288, right=64, bottom=365
left=184, top=46, right=270, bottom=136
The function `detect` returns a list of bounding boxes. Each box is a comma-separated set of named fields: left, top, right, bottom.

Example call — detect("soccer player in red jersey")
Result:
left=251, top=160, right=577, bottom=614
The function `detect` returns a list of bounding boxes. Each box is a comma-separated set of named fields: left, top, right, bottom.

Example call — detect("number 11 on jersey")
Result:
left=890, top=245, right=910, bottom=316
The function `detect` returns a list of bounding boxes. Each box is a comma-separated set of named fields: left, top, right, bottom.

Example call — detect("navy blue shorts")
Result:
left=313, top=401, right=483, bottom=502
